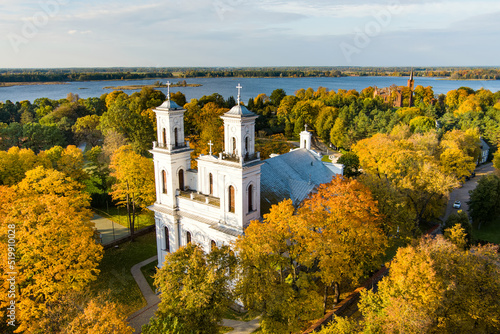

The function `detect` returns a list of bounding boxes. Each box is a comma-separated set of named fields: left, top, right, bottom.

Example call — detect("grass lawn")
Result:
left=472, top=219, right=500, bottom=245
left=321, top=155, right=332, bottom=162
left=141, top=260, right=158, bottom=292
left=91, top=232, right=158, bottom=315
left=94, top=206, right=154, bottom=231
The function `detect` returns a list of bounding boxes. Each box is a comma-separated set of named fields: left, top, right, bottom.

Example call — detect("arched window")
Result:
left=248, top=184, right=253, bottom=212
left=164, top=227, right=170, bottom=252
left=174, top=128, right=178, bottom=147
left=211, top=240, right=217, bottom=250
left=228, top=186, right=235, bottom=213
left=162, top=170, right=167, bottom=194
left=245, top=136, right=249, bottom=154
left=178, top=169, right=184, bottom=191
left=186, top=231, right=191, bottom=244
left=232, top=137, right=236, bottom=155
left=162, top=128, right=166, bottom=146
left=209, top=173, right=213, bottom=195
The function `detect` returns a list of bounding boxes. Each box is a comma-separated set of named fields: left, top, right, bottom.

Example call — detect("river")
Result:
left=1, top=76, right=499, bottom=103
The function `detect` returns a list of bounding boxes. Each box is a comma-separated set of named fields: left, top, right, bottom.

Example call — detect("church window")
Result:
left=164, top=227, right=170, bottom=252
left=248, top=184, right=253, bottom=212
left=228, top=186, right=235, bottom=213
left=162, top=128, right=166, bottom=146
left=174, top=128, right=178, bottom=147
left=178, top=169, right=184, bottom=191
left=209, top=173, right=213, bottom=195
left=211, top=240, right=217, bottom=250
left=245, top=136, right=249, bottom=154
left=162, top=170, right=167, bottom=194
left=186, top=231, right=191, bottom=244
left=232, top=137, right=236, bottom=155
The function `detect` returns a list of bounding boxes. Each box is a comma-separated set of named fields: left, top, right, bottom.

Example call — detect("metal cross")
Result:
left=236, top=83, right=242, bottom=105
left=166, top=81, right=171, bottom=100
left=208, top=140, right=213, bottom=155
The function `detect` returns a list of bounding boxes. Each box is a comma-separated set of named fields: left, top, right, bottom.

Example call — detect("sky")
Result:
left=0, top=0, right=499, bottom=68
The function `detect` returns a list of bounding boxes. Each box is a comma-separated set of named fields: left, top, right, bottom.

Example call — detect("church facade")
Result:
left=149, top=86, right=342, bottom=267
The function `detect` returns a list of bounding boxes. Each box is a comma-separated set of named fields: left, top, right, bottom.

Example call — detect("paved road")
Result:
left=443, top=163, right=495, bottom=222
left=91, top=214, right=129, bottom=245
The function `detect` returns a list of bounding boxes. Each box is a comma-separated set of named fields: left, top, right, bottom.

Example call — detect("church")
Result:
left=149, top=85, right=343, bottom=267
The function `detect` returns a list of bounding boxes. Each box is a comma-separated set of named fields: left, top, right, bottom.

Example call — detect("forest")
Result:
left=1, top=82, right=500, bottom=333
left=1, top=66, right=499, bottom=83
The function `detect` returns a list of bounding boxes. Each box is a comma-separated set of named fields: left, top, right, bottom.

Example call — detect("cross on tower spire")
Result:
left=166, top=81, right=171, bottom=100
left=208, top=140, right=213, bottom=155
left=236, top=83, right=242, bottom=105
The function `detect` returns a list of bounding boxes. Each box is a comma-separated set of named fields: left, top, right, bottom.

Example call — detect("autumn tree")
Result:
left=146, top=243, right=237, bottom=334
left=443, top=210, right=472, bottom=247
left=0, top=167, right=103, bottom=333
left=297, top=176, right=387, bottom=307
left=109, top=145, right=155, bottom=239
left=236, top=200, right=323, bottom=333
left=357, top=235, right=500, bottom=333
left=354, top=132, right=458, bottom=232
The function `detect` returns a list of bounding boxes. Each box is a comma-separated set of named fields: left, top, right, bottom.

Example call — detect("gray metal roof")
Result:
left=158, top=99, right=181, bottom=110
left=224, top=104, right=255, bottom=117
left=260, top=148, right=337, bottom=214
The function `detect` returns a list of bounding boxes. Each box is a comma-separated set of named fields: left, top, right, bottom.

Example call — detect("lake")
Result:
left=1, top=76, right=499, bottom=103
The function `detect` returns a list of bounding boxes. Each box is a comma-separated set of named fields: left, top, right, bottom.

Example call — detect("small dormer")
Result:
left=300, top=125, right=312, bottom=150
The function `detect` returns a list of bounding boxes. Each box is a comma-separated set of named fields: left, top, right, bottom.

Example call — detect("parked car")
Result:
left=453, top=200, right=461, bottom=209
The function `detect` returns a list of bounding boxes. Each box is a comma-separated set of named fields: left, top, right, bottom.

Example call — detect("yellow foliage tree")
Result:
left=109, top=145, right=155, bottom=239
left=359, top=235, right=500, bottom=333
left=297, top=176, right=387, bottom=305
left=0, top=167, right=103, bottom=333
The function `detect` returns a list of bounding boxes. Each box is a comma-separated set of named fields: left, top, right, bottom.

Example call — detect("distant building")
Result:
left=479, top=138, right=490, bottom=164
left=149, top=85, right=343, bottom=267
left=373, top=69, right=414, bottom=108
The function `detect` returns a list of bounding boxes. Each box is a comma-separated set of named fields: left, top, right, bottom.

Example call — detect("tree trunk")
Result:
left=126, top=181, right=132, bottom=238
left=333, top=281, right=340, bottom=304
left=131, top=192, right=136, bottom=241
left=323, top=284, right=329, bottom=314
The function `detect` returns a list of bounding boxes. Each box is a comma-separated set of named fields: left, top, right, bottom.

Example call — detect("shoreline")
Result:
left=0, top=81, right=69, bottom=88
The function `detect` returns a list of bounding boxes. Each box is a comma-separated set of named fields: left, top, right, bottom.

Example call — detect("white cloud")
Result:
left=67, top=30, right=77, bottom=34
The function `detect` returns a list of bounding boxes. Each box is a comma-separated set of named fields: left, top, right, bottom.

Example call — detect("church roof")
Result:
left=158, top=99, right=181, bottom=110
left=224, top=104, right=256, bottom=117
left=260, top=148, right=337, bottom=214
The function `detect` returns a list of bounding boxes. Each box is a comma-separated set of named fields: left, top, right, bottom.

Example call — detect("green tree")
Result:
left=148, top=243, right=237, bottom=334
left=468, top=174, right=500, bottom=229
left=72, top=114, right=103, bottom=147
left=337, top=151, right=360, bottom=178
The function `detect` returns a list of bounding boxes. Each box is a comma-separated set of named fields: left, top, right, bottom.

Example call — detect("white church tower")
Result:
left=150, top=84, right=262, bottom=267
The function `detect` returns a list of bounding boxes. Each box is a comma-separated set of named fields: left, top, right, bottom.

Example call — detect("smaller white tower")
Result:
left=300, top=125, right=312, bottom=150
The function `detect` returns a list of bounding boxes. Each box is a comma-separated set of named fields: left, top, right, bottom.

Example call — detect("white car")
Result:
left=453, top=200, right=461, bottom=209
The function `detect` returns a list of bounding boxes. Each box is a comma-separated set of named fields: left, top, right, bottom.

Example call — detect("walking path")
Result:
left=91, top=214, right=129, bottom=245
left=127, top=256, right=160, bottom=333
left=126, top=256, right=260, bottom=334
